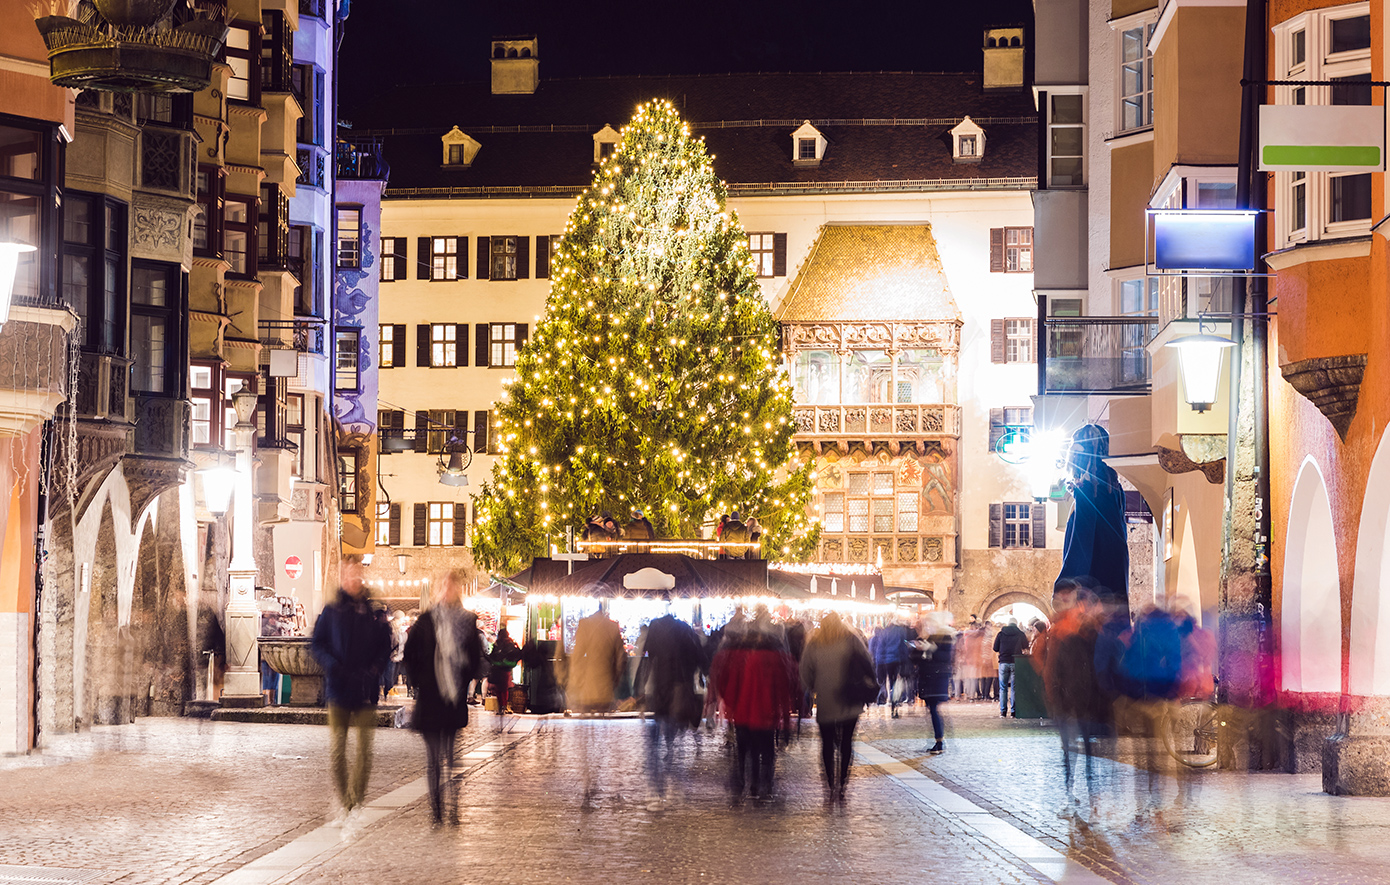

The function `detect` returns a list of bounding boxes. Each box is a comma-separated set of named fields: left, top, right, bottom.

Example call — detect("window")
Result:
left=260, top=11, right=292, bottom=94
left=536, top=234, right=560, bottom=279
left=1047, top=93, right=1084, bottom=187
left=1118, top=23, right=1155, bottom=132
left=135, top=93, right=191, bottom=128
left=427, top=502, right=454, bottom=546
left=419, top=409, right=459, bottom=454
left=798, top=138, right=816, bottom=160
left=991, top=318, right=1034, bottom=364
left=130, top=262, right=181, bottom=396
left=292, top=65, right=325, bottom=146
left=896, top=492, right=919, bottom=532
left=791, top=122, right=826, bottom=165
left=822, top=492, right=844, bottom=532
left=490, top=323, right=517, bottom=367
left=748, top=233, right=778, bottom=277
left=286, top=393, right=305, bottom=477
left=224, top=195, right=256, bottom=277
left=190, top=364, right=219, bottom=446
left=1119, top=277, right=1158, bottom=381
left=490, top=235, right=517, bottom=280
left=431, top=237, right=458, bottom=280
left=1003, top=503, right=1032, bottom=548
left=224, top=23, right=259, bottom=104
left=989, top=406, right=1034, bottom=451
left=339, top=450, right=358, bottom=512
left=289, top=225, right=317, bottom=314
left=1274, top=4, right=1373, bottom=245
left=194, top=165, right=224, bottom=257
left=63, top=192, right=125, bottom=354
left=832, top=471, right=912, bottom=536
left=379, top=324, right=396, bottom=368
left=431, top=323, right=458, bottom=367
left=256, top=372, right=288, bottom=446
left=335, top=328, right=360, bottom=391
left=376, top=501, right=392, bottom=546
left=380, top=237, right=406, bottom=281
left=959, top=135, right=977, bottom=157
left=990, top=227, right=1033, bottom=272
left=258, top=184, right=289, bottom=268
left=337, top=207, right=361, bottom=268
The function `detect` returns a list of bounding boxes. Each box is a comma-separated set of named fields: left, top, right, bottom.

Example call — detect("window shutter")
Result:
left=455, top=324, right=468, bottom=367
left=536, top=235, right=551, bottom=279
left=414, top=410, right=429, bottom=453
left=988, top=408, right=1005, bottom=451
left=416, top=237, right=430, bottom=279
left=393, top=324, right=406, bottom=361
left=393, top=240, right=405, bottom=280
left=773, top=232, right=788, bottom=276
left=990, top=319, right=1006, bottom=364
left=412, top=503, right=427, bottom=546
left=988, top=503, right=1003, bottom=548
left=417, top=323, right=430, bottom=367
left=453, top=503, right=469, bottom=546
left=474, top=410, right=489, bottom=454
left=516, top=235, right=530, bottom=279
left=476, top=236, right=490, bottom=279
left=457, top=236, right=468, bottom=279
left=1032, top=503, right=1047, bottom=548
left=516, top=323, right=529, bottom=351
left=989, top=228, right=1004, bottom=273
left=476, top=324, right=490, bottom=367
left=453, top=409, right=468, bottom=449
left=388, top=503, right=401, bottom=546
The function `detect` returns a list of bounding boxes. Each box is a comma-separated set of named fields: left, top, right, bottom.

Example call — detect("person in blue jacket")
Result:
left=869, top=620, right=914, bottom=718
left=1055, top=424, right=1130, bottom=620
left=311, top=554, right=391, bottom=824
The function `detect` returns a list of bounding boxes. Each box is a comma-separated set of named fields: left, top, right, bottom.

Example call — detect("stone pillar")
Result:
left=221, top=395, right=262, bottom=706
left=1324, top=699, right=1390, bottom=795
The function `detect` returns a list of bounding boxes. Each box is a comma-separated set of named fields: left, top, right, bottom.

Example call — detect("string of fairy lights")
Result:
left=471, top=100, right=819, bottom=571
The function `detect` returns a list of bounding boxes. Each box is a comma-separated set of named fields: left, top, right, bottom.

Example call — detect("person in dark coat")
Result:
left=1055, top=424, right=1130, bottom=618
left=915, top=625, right=955, bottom=754
left=993, top=618, right=1029, bottom=718
left=487, top=627, right=522, bottom=725
left=624, top=508, right=656, bottom=541
left=1043, top=579, right=1108, bottom=798
left=402, top=571, right=485, bottom=827
left=639, top=612, right=703, bottom=801
left=311, top=554, right=392, bottom=822
left=799, top=612, right=874, bottom=805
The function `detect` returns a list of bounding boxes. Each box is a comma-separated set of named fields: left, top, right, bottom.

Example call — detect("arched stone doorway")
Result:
left=1283, top=457, right=1342, bottom=694
left=1351, top=431, right=1390, bottom=696
left=979, top=589, right=1053, bottom=624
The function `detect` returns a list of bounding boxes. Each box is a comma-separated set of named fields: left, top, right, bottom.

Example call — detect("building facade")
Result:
left=353, top=36, right=1056, bottom=620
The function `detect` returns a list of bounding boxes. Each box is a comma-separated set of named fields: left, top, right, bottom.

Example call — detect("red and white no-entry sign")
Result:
left=284, top=555, right=303, bottom=580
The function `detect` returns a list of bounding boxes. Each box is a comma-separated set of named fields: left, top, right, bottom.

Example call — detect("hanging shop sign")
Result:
left=1150, top=209, right=1258, bottom=272
left=1259, top=105, right=1385, bottom=172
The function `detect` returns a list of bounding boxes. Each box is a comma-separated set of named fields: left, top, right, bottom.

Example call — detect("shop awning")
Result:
left=529, top=554, right=769, bottom=599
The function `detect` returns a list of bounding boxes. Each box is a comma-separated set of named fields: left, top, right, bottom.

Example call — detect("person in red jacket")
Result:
left=712, top=624, right=797, bottom=804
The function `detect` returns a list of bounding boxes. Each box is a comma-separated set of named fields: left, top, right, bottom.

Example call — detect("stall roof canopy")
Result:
left=530, top=554, right=768, bottom=599
left=767, top=568, right=884, bottom=602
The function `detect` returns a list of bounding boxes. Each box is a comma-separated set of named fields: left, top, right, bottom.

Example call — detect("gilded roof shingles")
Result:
left=774, top=225, right=960, bottom=323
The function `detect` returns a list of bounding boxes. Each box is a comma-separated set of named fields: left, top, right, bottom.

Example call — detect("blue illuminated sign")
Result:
left=1151, top=210, right=1258, bottom=272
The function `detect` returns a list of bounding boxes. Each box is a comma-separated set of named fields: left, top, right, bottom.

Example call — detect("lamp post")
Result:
left=221, top=388, right=263, bottom=706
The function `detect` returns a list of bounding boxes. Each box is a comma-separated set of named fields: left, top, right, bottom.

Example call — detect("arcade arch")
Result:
left=1282, top=457, right=1342, bottom=693
left=1350, top=430, right=1390, bottom=695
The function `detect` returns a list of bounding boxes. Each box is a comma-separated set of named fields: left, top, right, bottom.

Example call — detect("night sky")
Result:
left=337, top=0, right=1034, bottom=122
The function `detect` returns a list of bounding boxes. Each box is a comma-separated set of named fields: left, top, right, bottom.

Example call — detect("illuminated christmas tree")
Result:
left=471, top=100, right=818, bottom=572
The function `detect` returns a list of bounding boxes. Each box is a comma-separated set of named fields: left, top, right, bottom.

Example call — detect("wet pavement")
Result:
left=1, top=702, right=1388, bottom=884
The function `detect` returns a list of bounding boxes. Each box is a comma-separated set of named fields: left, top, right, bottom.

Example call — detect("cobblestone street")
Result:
left=3, top=704, right=1390, bottom=885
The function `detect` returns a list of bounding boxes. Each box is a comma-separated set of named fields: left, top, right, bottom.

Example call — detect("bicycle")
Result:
left=1160, top=696, right=1219, bottom=768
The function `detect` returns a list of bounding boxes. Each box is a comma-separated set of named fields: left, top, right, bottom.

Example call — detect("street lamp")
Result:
left=221, top=388, right=262, bottom=706
left=197, top=455, right=237, bottom=515
left=1166, top=332, right=1236, bottom=412
left=396, top=552, right=411, bottom=575
left=0, top=241, right=37, bottom=329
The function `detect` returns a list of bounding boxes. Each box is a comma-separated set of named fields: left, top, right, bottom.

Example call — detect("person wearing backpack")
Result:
left=402, top=570, right=485, bottom=828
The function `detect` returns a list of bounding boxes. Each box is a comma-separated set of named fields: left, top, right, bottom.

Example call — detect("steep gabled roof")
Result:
left=350, top=71, right=1037, bottom=195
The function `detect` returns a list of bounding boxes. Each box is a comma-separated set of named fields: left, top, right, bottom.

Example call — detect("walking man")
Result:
left=993, top=617, right=1028, bottom=718
left=311, top=554, right=392, bottom=826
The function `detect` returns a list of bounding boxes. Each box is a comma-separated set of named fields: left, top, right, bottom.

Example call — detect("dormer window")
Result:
left=441, top=126, right=481, bottom=169
left=950, top=116, right=986, bottom=164
left=791, top=121, right=827, bottom=166
left=593, top=124, right=620, bottom=163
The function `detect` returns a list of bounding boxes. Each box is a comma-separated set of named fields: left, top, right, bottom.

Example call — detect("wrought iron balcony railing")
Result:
left=1039, top=316, right=1159, bottom=395
left=791, top=403, right=960, bottom=438
left=336, top=139, right=388, bottom=181
left=259, top=320, right=325, bottom=355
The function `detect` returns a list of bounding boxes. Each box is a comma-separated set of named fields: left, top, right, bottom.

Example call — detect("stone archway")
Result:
left=979, top=589, right=1054, bottom=623
left=1283, top=457, right=1342, bottom=694
left=1351, top=430, right=1390, bottom=696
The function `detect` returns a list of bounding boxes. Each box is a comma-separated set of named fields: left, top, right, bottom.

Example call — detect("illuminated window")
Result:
left=427, top=502, right=455, bottom=546
left=430, top=323, right=457, bottom=367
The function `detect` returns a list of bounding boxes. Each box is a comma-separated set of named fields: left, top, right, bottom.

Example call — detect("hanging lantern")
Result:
left=1166, top=333, right=1236, bottom=412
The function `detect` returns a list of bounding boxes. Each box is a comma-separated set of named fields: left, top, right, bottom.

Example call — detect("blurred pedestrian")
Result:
left=915, top=623, right=955, bottom=754
left=565, top=607, right=626, bottom=807
left=1056, top=424, right=1130, bottom=619
left=487, top=627, right=522, bottom=726
left=870, top=619, right=913, bottom=717
left=1043, top=578, right=1107, bottom=801
left=713, top=618, right=797, bottom=804
left=800, top=612, right=875, bottom=805
left=402, top=571, right=484, bottom=828
left=639, top=610, right=703, bottom=804
left=311, top=554, right=392, bottom=826
left=994, top=618, right=1028, bottom=718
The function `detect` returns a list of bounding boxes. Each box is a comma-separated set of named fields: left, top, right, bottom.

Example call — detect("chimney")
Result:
left=982, top=27, right=1025, bottom=91
left=491, top=36, right=539, bottom=95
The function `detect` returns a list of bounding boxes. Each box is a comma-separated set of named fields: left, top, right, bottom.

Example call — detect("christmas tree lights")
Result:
left=470, top=100, right=819, bottom=572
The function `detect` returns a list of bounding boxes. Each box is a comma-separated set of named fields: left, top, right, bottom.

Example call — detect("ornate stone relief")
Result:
left=785, top=321, right=962, bottom=354
left=131, top=194, right=192, bottom=261
left=1156, top=445, right=1225, bottom=485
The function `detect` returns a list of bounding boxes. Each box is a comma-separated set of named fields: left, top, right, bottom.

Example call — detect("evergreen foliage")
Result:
left=471, top=100, right=818, bottom=572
